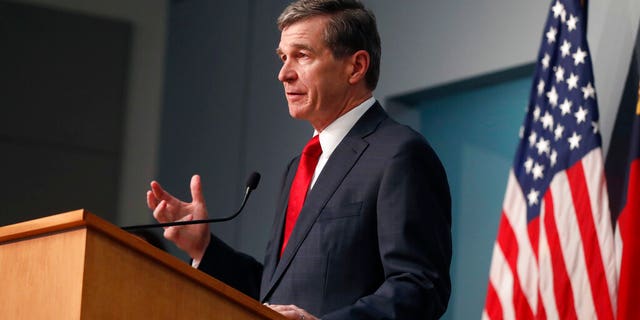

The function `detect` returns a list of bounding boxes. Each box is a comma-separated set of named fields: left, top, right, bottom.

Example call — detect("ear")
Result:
left=347, top=50, right=370, bottom=85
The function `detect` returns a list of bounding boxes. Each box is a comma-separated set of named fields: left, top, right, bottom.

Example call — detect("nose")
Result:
left=278, top=60, right=297, bottom=83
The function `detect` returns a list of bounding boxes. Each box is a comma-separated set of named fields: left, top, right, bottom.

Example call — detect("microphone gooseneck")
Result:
left=122, top=172, right=261, bottom=231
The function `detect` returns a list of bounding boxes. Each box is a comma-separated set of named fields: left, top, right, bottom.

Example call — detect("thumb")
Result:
left=190, top=174, right=206, bottom=204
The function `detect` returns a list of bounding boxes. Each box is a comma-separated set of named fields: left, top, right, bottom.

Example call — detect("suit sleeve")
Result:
left=198, top=234, right=263, bottom=300
left=197, top=158, right=295, bottom=301
left=322, top=138, right=452, bottom=319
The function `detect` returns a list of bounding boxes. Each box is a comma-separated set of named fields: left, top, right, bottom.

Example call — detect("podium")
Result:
left=0, top=209, right=285, bottom=319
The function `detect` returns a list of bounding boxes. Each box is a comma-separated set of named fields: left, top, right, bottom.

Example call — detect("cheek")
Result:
left=300, top=64, right=346, bottom=101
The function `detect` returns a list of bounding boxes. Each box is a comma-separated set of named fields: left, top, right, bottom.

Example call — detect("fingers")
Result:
left=190, top=175, right=205, bottom=204
left=152, top=200, right=169, bottom=222
left=148, top=180, right=184, bottom=221
left=146, top=175, right=211, bottom=260
left=163, top=213, right=194, bottom=240
left=265, top=305, right=314, bottom=320
left=152, top=199, right=188, bottom=224
left=162, top=214, right=211, bottom=260
left=147, top=190, right=159, bottom=210
left=150, top=180, right=166, bottom=200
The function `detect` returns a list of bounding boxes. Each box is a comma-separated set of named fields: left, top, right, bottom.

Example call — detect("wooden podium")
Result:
left=0, top=209, right=285, bottom=319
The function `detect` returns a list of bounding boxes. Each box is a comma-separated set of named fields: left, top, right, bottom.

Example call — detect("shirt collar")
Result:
left=314, top=96, right=376, bottom=158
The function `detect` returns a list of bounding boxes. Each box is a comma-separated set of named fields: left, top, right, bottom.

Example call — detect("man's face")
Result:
left=277, top=16, right=352, bottom=131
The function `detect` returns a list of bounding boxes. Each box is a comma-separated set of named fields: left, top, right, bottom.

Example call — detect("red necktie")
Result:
left=281, top=135, right=322, bottom=256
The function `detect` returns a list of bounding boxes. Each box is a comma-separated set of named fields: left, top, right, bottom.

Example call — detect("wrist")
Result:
left=192, top=232, right=211, bottom=262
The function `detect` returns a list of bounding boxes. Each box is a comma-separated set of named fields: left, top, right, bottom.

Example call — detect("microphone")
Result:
left=122, top=172, right=261, bottom=231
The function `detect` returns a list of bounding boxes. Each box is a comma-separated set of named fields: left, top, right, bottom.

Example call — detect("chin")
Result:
left=288, top=105, right=310, bottom=120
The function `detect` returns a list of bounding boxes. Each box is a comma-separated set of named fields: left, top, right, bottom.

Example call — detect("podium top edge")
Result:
left=0, top=210, right=288, bottom=319
left=0, top=209, right=95, bottom=242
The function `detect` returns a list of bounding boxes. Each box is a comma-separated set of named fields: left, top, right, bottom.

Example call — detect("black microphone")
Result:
left=122, top=172, right=261, bottom=231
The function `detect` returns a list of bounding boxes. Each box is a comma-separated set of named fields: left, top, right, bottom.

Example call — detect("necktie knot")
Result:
left=303, top=135, right=322, bottom=158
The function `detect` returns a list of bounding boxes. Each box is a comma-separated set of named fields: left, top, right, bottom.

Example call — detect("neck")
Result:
left=313, top=92, right=373, bottom=132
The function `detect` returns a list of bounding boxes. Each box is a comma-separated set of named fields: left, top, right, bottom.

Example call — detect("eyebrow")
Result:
left=276, top=43, right=315, bottom=56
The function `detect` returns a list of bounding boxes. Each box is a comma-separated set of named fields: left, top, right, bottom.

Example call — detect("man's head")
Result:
left=276, top=0, right=381, bottom=131
left=278, top=0, right=380, bottom=90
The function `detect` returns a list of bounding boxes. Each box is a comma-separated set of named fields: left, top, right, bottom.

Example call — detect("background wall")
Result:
left=3, top=0, right=640, bottom=318
left=0, top=1, right=131, bottom=225
left=414, top=73, right=533, bottom=319
left=9, top=0, right=168, bottom=227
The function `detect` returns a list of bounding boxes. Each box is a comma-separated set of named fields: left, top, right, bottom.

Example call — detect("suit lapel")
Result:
left=260, top=158, right=297, bottom=296
left=260, top=103, right=388, bottom=301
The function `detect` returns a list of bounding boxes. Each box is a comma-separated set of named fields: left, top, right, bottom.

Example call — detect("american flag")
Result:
left=483, top=0, right=617, bottom=319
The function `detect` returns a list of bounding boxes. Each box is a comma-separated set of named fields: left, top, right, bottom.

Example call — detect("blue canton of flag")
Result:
left=515, top=0, right=601, bottom=222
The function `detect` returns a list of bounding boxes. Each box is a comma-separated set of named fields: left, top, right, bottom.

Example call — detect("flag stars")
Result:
left=524, top=157, right=534, bottom=174
left=573, top=47, right=588, bottom=66
left=541, top=111, right=554, bottom=131
left=550, top=150, right=558, bottom=167
left=529, top=131, right=538, bottom=147
left=582, top=82, right=596, bottom=99
left=566, top=14, right=578, bottom=32
left=511, top=2, right=604, bottom=230
left=538, top=80, right=546, bottom=96
left=533, top=105, right=542, bottom=121
left=554, top=66, right=565, bottom=83
left=532, top=162, right=545, bottom=180
left=567, top=73, right=579, bottom=91
left=560, top=40, right=572, bottom=57
left=536, top=137, right=551, bottom=156
left=554, top=124, right=565, bottom=140
left=527, top=189, right=540, bottom=206
left=575, top=106, right=588, bottom=124
left=546, top=27, right=558, bottom=44
left=568, top=132, right=582, bottom=150
left=559, top=98, right=573, bottom=115
left=542, top=54, right=551, bottom=70
left=547, top=86, right=559, bottom=107
left=552, top=1, right=565, bottom=19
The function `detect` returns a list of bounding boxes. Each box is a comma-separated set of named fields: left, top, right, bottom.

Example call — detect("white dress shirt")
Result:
left=310, top=96, right=376, bottom=189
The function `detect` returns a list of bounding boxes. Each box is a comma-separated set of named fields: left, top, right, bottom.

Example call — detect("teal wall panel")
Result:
left=416, top=77, right=531, bottom=319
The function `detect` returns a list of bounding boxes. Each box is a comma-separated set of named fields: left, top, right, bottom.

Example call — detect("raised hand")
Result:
left=147, top=175, right=211, bottom=261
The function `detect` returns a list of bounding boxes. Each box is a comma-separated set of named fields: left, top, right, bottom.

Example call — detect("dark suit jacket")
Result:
left=199, top=102, right=452, bottom=319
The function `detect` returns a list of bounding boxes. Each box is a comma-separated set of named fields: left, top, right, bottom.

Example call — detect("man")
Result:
left=147, top=0, right=452, bottom=319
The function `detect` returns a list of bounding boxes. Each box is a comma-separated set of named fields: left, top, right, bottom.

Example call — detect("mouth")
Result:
left=286, top=92, right=305, bottom=101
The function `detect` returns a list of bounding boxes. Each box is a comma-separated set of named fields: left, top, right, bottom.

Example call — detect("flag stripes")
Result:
left=485, top=150, right=616, bottom=319
left=483, top=0, right=617, bottom=318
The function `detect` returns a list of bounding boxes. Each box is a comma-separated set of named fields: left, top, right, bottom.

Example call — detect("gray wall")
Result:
left=14, top=0, right=168, bottom=226
left=1, top=1, right=131, bottom=225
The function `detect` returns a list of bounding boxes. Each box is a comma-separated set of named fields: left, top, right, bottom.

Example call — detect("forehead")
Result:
left=278, top=15, right=330, bottom=52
